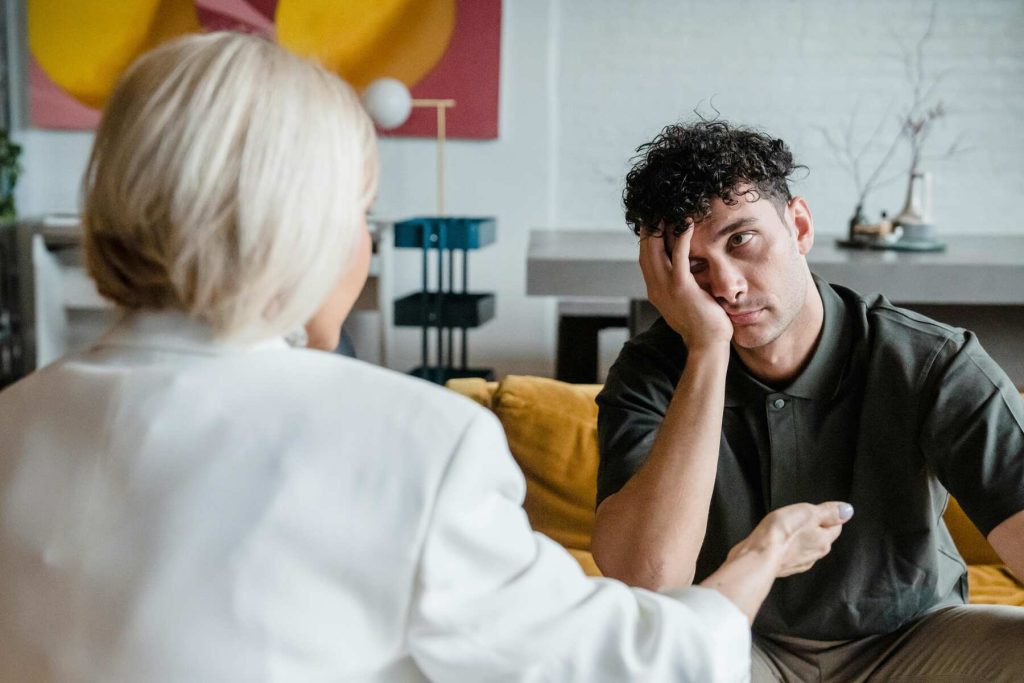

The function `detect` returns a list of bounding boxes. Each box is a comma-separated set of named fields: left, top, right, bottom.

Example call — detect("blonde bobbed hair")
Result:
left=82, top=31, right=378, bottom=342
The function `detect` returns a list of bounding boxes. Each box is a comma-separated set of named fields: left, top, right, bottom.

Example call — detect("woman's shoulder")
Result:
left=237, top=348, right=491, bottom=444
left=279, top=349, right=481, bottom=408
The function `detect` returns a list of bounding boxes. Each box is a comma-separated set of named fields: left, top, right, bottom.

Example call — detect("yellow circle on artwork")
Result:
left=28, top=0, right=201, bottom=109
left=275, top=0, right=456, bottom=90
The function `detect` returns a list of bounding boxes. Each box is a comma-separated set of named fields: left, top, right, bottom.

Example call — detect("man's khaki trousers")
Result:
left=752, top=605, right=1024, bottom=682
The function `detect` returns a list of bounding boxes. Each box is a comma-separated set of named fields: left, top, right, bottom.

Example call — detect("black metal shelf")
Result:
left=393, top=292, right=495, bottom=328
left=393, top=216, right=496, bottom=385
left=409, top=366, right=496, bottom=384
left=0, top=223, right=27, bottom=389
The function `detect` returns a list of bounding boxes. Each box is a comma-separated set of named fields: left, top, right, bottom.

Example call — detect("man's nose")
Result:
left=705, top=262, right=746, bottom=305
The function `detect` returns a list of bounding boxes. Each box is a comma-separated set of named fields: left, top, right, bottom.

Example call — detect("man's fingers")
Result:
left=638, top=234, right=651, bottom=272
left=816, top=501, right=855, bottom=527
left=670, top=220, right=694, bottom=274
left=639, top=232, right=669, bottom=283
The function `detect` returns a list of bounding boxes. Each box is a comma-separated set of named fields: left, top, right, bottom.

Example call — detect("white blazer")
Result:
left=0, top=311, right=750, bottom=682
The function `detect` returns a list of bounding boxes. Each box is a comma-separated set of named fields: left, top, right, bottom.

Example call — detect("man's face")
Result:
left=666, top=192, right=814, bottom=352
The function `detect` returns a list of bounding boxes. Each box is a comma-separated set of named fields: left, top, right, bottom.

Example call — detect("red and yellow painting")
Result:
left=28, top=0, right=501, bottom=138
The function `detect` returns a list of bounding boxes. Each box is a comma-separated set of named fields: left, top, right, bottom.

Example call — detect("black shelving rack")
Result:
left=0, top=222, right=28, bottom=389
left=393, top=216, right=496, bottom=384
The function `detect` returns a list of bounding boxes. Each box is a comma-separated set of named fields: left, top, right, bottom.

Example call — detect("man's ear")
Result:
left=788, top=197, right=814, bottom=255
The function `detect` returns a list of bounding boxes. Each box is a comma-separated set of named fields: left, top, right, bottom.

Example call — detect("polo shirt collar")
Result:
left=724, top=275, right=850, bottom=406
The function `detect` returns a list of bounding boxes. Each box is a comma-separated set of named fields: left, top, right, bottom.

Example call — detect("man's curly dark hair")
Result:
left=623, top=120, right=805, bottom=237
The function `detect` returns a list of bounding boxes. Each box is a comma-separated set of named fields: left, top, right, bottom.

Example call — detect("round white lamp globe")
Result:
left=362, top=77, right=413, bottom=130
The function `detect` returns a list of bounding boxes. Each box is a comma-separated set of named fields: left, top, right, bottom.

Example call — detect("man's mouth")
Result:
left=726, top=308, right=765, bottom=325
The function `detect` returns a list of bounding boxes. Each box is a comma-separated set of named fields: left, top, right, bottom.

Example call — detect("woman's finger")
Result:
left=780, top=562, right=814, bottom=577
left=815, top=501, right=855, bottom=527
left=822, top=524, right=843, bottom=544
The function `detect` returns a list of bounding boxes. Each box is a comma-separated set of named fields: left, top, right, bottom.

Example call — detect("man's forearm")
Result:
left=988, top=509, right=1024, bottom=582
left=592, top=344, right=729, bottom=589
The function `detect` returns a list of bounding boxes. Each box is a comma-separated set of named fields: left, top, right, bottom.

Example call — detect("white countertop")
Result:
left=527, top=230, right=1024, bottom=305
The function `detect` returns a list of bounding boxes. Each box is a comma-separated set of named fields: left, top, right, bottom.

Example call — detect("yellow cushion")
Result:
left=445, top=377, right=498, bottom=410
left=567, top=549, right=603, bottom=577
left=967, top=565, right=1024, bottom=606
left=943, top=496, right=1002, bottom=565
left=491, top=375, right=602, bottom=553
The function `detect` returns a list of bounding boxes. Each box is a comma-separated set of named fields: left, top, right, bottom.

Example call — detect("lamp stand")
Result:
left=411, top=99, right=455, bottom=215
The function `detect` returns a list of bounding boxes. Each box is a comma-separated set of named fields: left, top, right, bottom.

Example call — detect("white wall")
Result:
left=14, top=0, right=1024, bottom=377
left=554, top=0, right=1024, bottom=234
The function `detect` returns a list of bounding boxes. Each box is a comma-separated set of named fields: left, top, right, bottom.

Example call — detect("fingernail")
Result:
left=838, top=503, right=854, bottom=521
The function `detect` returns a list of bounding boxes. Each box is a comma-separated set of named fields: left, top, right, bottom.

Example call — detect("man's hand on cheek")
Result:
left=638, top=221, right=733, bottom=352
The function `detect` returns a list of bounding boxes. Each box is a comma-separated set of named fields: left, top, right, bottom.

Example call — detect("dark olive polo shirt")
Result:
left=597, top=276, right=1024, bottom=640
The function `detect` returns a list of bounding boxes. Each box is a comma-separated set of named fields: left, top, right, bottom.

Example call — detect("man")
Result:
left=592, top=119, right=1024, bottom=681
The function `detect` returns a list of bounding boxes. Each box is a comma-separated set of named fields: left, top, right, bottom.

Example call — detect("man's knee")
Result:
left=879, top=605, right=1024, bottom=680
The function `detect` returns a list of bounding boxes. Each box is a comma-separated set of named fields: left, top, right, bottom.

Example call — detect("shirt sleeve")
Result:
left=919, top=331, right=1024, bottom=536
left=595, top=335, right=680, bottom=507
left=408, top=411, right=751, bottom=683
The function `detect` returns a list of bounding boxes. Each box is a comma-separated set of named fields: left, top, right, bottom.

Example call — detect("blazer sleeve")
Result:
left=408, top=410, right=751, bottom=683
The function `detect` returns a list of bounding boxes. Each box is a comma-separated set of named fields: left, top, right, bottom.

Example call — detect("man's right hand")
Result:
left=639, top=221, right=733, bottom=351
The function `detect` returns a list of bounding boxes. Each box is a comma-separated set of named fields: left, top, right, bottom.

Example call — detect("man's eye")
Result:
left=729, top=232, right=754, bottom=248
left=688, top=260, right=706, bottom=274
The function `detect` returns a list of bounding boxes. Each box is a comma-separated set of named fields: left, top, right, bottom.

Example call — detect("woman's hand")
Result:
left=697, top=502, right=853, bottom=624
left=729, top=501, right=854, bottom=577
left=638, top=221, right=733, bottom=352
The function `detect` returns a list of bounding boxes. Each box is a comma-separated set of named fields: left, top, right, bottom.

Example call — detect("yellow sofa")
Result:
left=448, top=374, right=1024, bottom=606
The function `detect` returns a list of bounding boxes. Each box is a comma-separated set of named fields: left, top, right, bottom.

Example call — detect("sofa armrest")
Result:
left=446, top=378, right=499, bottom=410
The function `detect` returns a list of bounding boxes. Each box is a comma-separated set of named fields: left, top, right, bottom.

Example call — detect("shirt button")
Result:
left=772, top=398, right=786, bottom=409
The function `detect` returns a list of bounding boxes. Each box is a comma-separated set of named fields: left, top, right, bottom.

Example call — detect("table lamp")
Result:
left=362, top=77, right=455, bottom=215
left=359, top=78, right=495, bottom=385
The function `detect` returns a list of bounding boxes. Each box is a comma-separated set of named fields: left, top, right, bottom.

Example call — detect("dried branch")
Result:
left=820, top=1, right=960, bottom=213
left=860, top=130, right=904, bottom=200
left=918, top=132, right=968, bottom=164
left=855, top=101, right=896, bottom=163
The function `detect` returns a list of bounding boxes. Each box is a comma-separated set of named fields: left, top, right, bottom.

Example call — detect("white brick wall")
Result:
left=554, top=0, right=1024, bottom=235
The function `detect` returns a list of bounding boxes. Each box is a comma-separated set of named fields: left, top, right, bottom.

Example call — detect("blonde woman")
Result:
left=0, top=33, right=850, bottom=681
